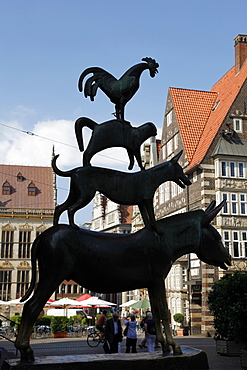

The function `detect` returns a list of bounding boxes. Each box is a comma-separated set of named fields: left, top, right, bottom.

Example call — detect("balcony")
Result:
left=0, top=208, right=54, bottom=219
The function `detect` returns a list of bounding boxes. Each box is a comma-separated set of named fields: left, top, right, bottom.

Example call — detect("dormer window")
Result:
left=17, top=172, right=25, bottom=182
left=233, top=118, right=242, bottom=132
left=28, top=182, right=37, bottom=196
left=2, top=181, right=11, bottom=195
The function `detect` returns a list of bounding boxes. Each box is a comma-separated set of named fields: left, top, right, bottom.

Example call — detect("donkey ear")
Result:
left=201, top=200, right=226, bottom=226
left=171, top=150, right=183, bottom=164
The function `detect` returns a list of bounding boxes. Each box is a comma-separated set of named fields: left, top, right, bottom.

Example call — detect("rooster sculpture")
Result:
left=78, top=57, right=159, bottom=121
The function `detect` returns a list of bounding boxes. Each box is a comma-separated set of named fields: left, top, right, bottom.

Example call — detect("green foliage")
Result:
left=81, top=317, right=88, bottom=325
left=173, top=313, right=184, bottom=324
left=35, top=316, right=52, bottom=327
left=50, top=316, right=69, bottom=333
left=9, top=315, right=21, bottom=330
left=208, top=271, right=247, bottom=346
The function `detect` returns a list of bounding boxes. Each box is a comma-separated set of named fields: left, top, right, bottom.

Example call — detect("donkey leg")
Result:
left=15, top=280, right=60, bottom=361
left=148, top=284, right=169, bottom=354
left=155, top=278, right=182, bottom=355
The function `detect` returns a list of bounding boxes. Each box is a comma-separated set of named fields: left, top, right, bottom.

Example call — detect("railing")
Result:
left=0, top=314, right=18, bottom=344
left=0, top=208, right=54, bottom=218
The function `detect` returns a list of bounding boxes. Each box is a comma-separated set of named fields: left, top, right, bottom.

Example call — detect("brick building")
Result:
left=156, top=34, right=247, bottom=335
left=0, top=162, right=56, bottom=316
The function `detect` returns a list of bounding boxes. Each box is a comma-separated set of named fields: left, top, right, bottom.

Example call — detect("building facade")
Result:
left=0, top=163, right=56, bottom=316
left=156, top=34, right=247, bottom=334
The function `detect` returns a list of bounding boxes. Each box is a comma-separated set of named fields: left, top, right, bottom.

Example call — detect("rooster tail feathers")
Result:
left=75, top=117, right=98, bottom=152
left=84, top=76, right=97, bottom=100
left=78, top=67, right=105, bottom=92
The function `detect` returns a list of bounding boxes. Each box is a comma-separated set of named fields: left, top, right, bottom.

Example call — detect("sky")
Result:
left=0, top=0, right=246, bottom=225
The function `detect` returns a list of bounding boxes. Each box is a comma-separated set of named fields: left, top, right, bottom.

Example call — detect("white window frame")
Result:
left=174, top=134, right=178, bottom=150
left=167, top=111, right=173, bottom=126
left=233, top=118, right=242, bottom=133
left=221, top=192, right=247, bottom=215
left=222, top=229, right=247, bottom=258
left=167, top=139, right=173, bottom=156
left=219, top=160, right=246, bottom=178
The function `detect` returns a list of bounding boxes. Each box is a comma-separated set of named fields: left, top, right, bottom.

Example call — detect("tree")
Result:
left=208, top=271, right=247, bottom=347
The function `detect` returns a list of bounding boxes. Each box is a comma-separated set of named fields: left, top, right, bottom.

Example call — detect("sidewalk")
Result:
left=0, top=334, right=244, bottom=369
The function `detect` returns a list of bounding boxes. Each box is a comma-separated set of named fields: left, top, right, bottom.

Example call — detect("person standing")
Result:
left=144, top=312, right=156, bottom=352
left=105, top=312, right=123, bottom=353
left=124, top=314, right=137, bottom=353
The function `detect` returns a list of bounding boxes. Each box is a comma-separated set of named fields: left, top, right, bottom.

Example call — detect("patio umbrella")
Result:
left=4, top=298, right=27, bottom=305
left=75, top=294, right=91, bottom=302
left=119, top=299, right=137, bottom=307
left=81, top=296, right=115, bottom=307
left=51, top=297, right=86, bottom=316
left=129, top=298, right=151, bottom=309
left=80, top=296, right=116, bottom=325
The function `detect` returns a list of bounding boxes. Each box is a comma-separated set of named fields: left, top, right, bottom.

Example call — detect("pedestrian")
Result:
left=105, top=312, right=123, bottom=353
left=144, top=312, right=156, bottom=352
left=139, top=312, right=150, bottom=349
left=124, top=314, right=137, bottom=353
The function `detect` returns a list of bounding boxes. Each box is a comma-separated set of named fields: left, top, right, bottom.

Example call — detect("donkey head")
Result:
left=197, top=201, right=231, bottom=270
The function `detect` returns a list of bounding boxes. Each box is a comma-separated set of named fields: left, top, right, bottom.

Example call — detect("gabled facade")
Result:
left=157, top=34, right=247, bottom=335
left=0, top=162, right=56, bottom=316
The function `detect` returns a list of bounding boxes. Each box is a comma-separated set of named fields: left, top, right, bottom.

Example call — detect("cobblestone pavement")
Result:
left=0, top=334, right=244, bottom=369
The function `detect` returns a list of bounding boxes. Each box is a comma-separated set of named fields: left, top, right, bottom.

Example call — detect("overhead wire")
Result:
left=0, top=122, right=129, bottom=164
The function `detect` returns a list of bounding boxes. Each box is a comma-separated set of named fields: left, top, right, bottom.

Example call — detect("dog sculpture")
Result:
left=52, top=150, right=191, bottom=232
left=74, top=117, right=157, bottom=170
left=15, top=201, right=231, bottom=361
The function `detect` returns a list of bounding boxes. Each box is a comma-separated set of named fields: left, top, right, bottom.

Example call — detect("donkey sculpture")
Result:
left=15, top=200, right=231, bottom=361
left=52, top=150, right=191, bottom=233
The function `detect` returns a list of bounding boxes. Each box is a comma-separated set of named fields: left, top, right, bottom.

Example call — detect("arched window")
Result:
left=17, top=172, right=25, bottom=182
left=28, top=182, right=37, bottom=196
left=2, top=181, right=11, bottom=195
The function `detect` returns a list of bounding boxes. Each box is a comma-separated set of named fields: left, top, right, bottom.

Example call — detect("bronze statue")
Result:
left=78, top=57, right=159, bottom=120
left=74, top=117, right=157, bottom=170
left=15, top=201, right=231, bottom=361
left=52, top=151, right=191, bottom=232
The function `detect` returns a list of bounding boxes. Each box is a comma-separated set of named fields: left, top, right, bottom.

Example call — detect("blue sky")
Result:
left=0, top=0, right=246, bottom=224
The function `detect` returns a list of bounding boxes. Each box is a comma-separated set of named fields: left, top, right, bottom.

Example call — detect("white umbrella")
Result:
left=52, top=298, right=85, bottom=306
left=79, top=296, right=115, bottom=325
left=81, top=296, right=115, bottom=307
left=119, top=299, right=137, bottom=307
left=5, top=298, right=26, bottom=305
left=51, top=297, right=86, bottom=316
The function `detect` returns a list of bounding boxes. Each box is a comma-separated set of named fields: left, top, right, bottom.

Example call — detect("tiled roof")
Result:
left=188, top=61, right=247, bottom=170
left=170, top=88, right=218, bottom=163
left=0, top=164, right=55, bottom=209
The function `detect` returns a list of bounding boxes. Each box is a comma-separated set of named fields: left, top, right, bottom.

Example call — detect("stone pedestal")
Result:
left=1, top=346, right=209, bottom=370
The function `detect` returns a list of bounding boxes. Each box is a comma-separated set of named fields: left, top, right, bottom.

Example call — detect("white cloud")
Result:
left=11, top=105, right=36, bottom=118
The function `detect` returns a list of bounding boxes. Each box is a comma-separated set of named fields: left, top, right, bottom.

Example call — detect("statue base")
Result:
left=1, top=346, right=209, bottom=370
